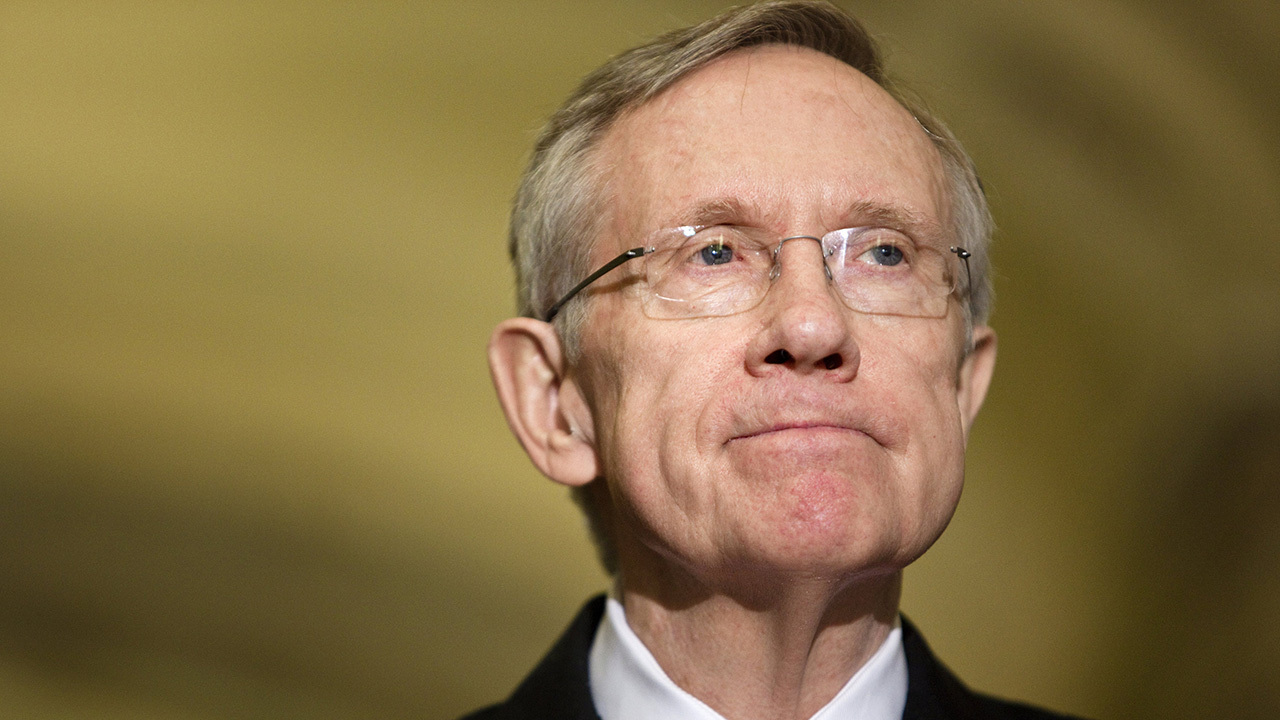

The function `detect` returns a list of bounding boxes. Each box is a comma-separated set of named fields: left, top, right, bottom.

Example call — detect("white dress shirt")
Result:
left=589, top=596, right=908, bottom=720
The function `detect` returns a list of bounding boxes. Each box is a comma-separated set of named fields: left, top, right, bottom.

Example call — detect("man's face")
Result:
left=569, top=45, right=993, bottom=585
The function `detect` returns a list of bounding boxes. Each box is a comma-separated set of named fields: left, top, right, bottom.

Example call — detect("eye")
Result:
left=661, top=225, right=768, bottom=274
left=868, top=244, right=904, bottom=266
left=699, top=243, right=734, bottom=265
left=838, top=228, right=915, bottom=269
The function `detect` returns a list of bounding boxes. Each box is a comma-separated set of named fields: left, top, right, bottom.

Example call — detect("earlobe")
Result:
left=957, top=325, right=997, bottom=441
left=487, top=318, right=599, bottom=486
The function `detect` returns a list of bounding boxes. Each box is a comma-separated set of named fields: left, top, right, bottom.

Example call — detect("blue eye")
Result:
left=699, top=243, right=734, bottom=265
left=870, top=245, right=904, bottom=266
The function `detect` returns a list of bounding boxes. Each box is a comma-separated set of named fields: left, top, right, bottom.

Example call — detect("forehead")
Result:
left=592, top=45, right=950, bottom=253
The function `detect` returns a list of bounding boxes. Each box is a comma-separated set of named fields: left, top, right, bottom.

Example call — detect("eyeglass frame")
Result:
left=542, top=231, right=973, bottom=323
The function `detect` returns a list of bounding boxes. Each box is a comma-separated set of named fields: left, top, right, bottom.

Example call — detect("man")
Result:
left=472, top=2, right=1079, bottom=718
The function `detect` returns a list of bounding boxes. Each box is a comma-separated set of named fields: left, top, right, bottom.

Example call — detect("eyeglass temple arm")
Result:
left=949, top=246, right=972, bottom=300
left=543, top=247, right=652, bottom=322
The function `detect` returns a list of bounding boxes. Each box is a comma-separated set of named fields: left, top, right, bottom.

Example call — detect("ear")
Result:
left=488, top=317, right=599, bottom=486
left=956, top=324, right=997, bottom=442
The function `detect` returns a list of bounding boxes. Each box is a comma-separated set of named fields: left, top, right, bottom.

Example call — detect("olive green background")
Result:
left=2, top=2, right=1277, bottom=718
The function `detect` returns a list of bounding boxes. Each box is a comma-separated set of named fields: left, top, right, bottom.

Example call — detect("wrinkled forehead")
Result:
left=589, top=45, right=950, bottom=261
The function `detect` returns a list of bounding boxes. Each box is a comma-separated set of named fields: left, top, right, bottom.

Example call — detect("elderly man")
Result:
left=472, top=2, right=1078, bottom=719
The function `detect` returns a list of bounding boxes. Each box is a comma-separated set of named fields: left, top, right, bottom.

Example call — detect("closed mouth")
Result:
left=730, top=422, right=866, bottom=442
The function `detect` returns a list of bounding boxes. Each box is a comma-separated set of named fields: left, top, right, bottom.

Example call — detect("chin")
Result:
left=738, top=484, right=948, bottom=582
left=727, top=522, right=913, bottom=584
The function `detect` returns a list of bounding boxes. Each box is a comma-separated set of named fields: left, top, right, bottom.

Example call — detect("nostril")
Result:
left=821, top=354, right=842, bottom=370
left=765, top=349, right=793, bottom=365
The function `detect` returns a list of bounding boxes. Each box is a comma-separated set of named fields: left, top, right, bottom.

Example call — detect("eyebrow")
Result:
left=839, top=201, right=949, bottom=244
left=665, top=197, right=949, bottom=244
left=679, top=198, right=760, bottom=228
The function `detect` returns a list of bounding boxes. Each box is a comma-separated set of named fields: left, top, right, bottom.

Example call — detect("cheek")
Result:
left=878, top=319, right=964, bottom=408
left=589, top=320, right=733, bottom=514
left=863, top=319, right=969, bottom=480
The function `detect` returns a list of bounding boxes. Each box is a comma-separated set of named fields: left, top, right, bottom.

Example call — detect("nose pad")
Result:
left=772, top=264, right=834, bottom=283
left=769, top=235, right=832, bottom=283
left=767, top=235, right=843, bottom=309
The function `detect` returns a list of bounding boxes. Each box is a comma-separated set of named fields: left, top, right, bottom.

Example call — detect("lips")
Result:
left=731, top=421, right=869, bottom=442
left=724, top=401, right=894, bottom=449
left=717, top=380, right=904, bottom=451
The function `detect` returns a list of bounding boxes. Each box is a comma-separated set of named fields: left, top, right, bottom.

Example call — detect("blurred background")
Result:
left=2, top=1, right=1277, bottom=718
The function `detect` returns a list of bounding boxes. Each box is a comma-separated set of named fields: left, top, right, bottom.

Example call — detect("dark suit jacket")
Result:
left=462, top=595, right=1084, bottom=720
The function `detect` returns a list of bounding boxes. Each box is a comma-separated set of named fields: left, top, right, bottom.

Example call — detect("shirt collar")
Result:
left=588, top=595, right=908, bottom=720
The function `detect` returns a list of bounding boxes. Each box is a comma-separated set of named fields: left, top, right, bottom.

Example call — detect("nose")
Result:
left=745, top=236, right=860, bottom=381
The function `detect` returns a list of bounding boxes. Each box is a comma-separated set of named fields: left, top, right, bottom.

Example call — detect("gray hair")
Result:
left=508, top=0, right=994, bottom=574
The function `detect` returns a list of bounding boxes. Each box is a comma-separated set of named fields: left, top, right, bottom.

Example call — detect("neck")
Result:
left=617, top=558, right=903, bottom=720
